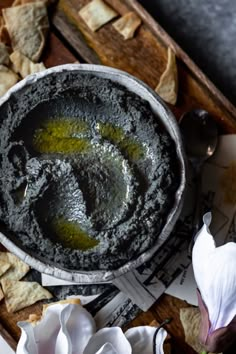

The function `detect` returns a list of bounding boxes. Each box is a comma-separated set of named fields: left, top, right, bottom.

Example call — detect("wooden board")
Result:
left=1, top=0, right=236, bottom=353
left=53, top=0, right=236, bottom=133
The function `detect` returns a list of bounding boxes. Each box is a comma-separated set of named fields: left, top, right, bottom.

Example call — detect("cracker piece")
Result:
left=26, top=298, right=81, bottom=325
left=0, top=16, right=4, bottom=27
left=10, top=50, right=45, bottom=78
left=79, top=0, right=118, bottom=32
left=26, top=313, right=42, bottom=326
left=0, top=286, right=4, bottom=301
left=1, top=279, right=53, bottom=313
left=2, top=2, right=49, bottom=62
left=0, top=16, right=11, bottom=46
left=155, top=47, right=178, bottom=105
left=0, top=42, right=10, bottom=65
left=180, top=307, right=221, bottom=354
left=42, top=297, right=81, bottom=314
left=112, top=12, right=141, bottom=40
left=0, top=64, right=18, bottom=96
left=0, top=252, right=30, bottom=281
left=12, top=0, right=52, bottom=6
left=0, top=260, right=11, bottom=277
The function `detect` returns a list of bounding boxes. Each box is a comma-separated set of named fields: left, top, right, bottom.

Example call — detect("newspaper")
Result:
left=42, top=135, right=236, bottom=327
left=166, top=134, right=236, bottom=304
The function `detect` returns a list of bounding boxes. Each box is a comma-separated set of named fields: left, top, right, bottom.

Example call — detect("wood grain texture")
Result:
left=1, top=0, right=236, bottom=353
left=125, top=294, right=197, bottom=354
left=53, top=0, right=236, bottom=133
left=0, top=320, right=17, bottom=351
left=0, top=294, right=45, bottom=342
left=42, top=31, right=77, bottom=67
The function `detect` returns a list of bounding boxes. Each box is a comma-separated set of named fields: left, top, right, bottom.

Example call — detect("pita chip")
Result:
left=0, top=259, right=11, bottom=277
left=10, top=50, right=45, bottom=78
left=12, top=0, right=54, bottom=6
left=12, top=0, right=48, bottom=5
left=43, top=297, right=81, bottom=313
left=2, top=2, right=49, bottom=62
left=12, top=0, right=35, bottom=5
left=0, top=16, right=11, bottom=46
left=79, top=0, right=118, bottom=32
left=0, top=286, right=4, bottom=301
left=1, top=279, right=53, bottom=313
left=0, top=252, right=30, bottom=281
left=112, top=12, right=141, bottom=40
left=180, top=307, right=221, bottom=354
left=26, top=298, right=81, bottom=325
left=26, top=313, right=42, bottom=326
left=0, top=65, right=18, bottom=96
left=155, top=47, right=178, bottom=105
left=0, top=42, right=10, bottom=65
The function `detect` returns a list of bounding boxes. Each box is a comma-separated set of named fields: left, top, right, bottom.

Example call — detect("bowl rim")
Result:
left=0, top=63, right=187, bottom=283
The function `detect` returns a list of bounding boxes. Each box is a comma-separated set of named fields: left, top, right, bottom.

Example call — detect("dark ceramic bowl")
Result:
left=0, top=64, right=186, bottom=283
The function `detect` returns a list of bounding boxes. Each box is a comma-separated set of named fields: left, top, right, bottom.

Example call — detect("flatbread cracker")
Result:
left=0, top=252, right=30, bottom=281
left=0, top=286, right=4, bottom=301
left=26, top=298, right=81, bottom=325
left=0, top=64, right=18, bottom=96
left=180, top=307, right=221, bottom=354
left=42, top=297, right=81, bottom=315
left=79, top=0, right=118, bottom=32
left=10, top=50, right=45, bottom=78
left=112, top=12, right=141, bottom=40
left=12, top=0, right=53, bottom=6
left=0, top=42, right=10, bottom=65
left=2, top=2, right=49, bottom=62
left=1, top=279, right=53, bottom=312
left=0, top=16, right=4, bottom=26
left=155, top=47, right=178, bottom=105
left=26, top=313, right=42, bottom=326
left=0, top=16, right=11, bottom=46
left=0, top=259, right=11, bottom=277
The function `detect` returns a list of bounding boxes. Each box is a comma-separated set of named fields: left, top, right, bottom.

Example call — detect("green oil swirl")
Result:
left=52, top=218, right=99, bottom=250
left=98, top=122, right=144, bottom=161
left=33, top=119, right=91, bottom=154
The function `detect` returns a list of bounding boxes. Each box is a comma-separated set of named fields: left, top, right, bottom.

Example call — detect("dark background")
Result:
left=139, top=0, right=236, bottom=106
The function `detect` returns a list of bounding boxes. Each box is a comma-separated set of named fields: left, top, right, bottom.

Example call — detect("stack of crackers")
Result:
left=0, top=0, right=49, bottom=96
left=78, top=0, right=178, bottom=105
left=0, top=251, right=52, bottom=313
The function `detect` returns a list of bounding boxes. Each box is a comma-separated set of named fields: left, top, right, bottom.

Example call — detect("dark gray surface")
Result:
left=139, top=0, right=236, bottom=105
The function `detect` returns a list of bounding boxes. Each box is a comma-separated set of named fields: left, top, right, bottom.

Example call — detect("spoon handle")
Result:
left=188, top=165, right=203, bottom=255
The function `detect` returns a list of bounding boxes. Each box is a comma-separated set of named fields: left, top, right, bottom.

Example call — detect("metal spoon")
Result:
left=179, top=109, right=218, bottom=254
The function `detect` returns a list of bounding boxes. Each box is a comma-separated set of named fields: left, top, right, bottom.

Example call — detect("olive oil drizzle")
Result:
left=52, top=218, right=99, bottom=250
left=32, top=119, right=144, bottom=250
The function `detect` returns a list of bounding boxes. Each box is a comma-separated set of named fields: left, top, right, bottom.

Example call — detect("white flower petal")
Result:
left=35, top=303, right=69, bottom=354
left=83, top=327, right=132, bottom=354
left=192, top=212, right=216, bottom=289
left=55, top=305, right=73, bottom=354
left=193, top=212, right=236, bottom=331
left=154, top=328, right=168, bottom=354
left=17, top=304, right=64, bottom=354
left=94, top=342, right=118, bottom=354
left=17, top=322, right=37, bottom=354
left=17, top=303, right=96, bottom=354
left=56, top=303, right=95, bottom=354
left=125, top=326, right=167, bottom=354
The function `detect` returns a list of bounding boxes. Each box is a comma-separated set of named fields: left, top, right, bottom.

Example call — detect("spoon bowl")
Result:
left=179, top=109, right=218, bottom=169
left=179, top=109, right=218, bottom=253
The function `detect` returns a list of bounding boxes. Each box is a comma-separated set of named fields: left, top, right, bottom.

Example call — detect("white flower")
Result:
left=16, top=303, right=167, bottom=354
left=192, top=212, right=236, bottom=352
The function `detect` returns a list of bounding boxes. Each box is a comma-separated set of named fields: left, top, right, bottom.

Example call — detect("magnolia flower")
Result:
left=16, top=302, right=167, bottom=354
left=192, top=212, right=236, bottom=352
